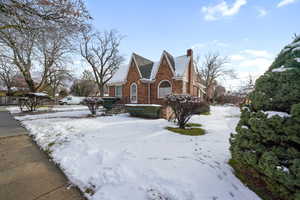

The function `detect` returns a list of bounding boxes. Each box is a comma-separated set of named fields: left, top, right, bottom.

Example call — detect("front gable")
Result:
left=153, top=53, right=175, bottom=80
left=126, top=56, right=142, bottom=82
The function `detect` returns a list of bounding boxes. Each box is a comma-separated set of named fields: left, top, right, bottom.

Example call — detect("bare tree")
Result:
left=196, top=53, right=236, bottom=102
left=80, top=29, right=124, bottom=96
left=0, top=0, right=90, bottom=92
left=0, top=21, right=78, bottom=93
left=0, top=28, right=37, bottom=91
left=0, top=55, right=17, bottom=95
left=46, top=66, right=72, bottom=97
left=36, top=28, right=74, bottom=93
left=239, top=74, right=255, bottom=96
left=0, top=0, right=90, bottom=31
left=70, top=70, right=97, bottom=97
left=81, top=69, right=95, bottom=81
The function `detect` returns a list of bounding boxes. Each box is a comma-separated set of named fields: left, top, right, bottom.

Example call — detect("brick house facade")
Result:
left=108, top=49, right=205, bottom=105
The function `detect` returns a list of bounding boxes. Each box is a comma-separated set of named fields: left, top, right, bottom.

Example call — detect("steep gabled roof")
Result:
left=173, top=55, right=190, bottom=77
left=163, top=51, right=175, bottom=71
left=132, top=53, right=152, bottom=66
left=132, top=53, right=154, bottom=79
left=109, top=50, right=193, bottom=84
left=138, top=63, right=153, bottom=79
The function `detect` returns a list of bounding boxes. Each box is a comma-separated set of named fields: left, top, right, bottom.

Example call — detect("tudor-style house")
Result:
left=108, top=49, right=205, bottom=104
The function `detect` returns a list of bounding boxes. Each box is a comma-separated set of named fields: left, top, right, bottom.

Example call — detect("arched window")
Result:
left=158, top=80, right=172, bottom=98
left=130, top=83, right=137, bottom=103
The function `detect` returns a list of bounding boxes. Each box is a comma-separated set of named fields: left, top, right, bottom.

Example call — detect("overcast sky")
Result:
left=81, top=0, right=300, bottom=90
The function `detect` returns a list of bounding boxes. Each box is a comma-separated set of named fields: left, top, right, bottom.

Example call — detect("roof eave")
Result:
left=140, top=78, right=155, bottom=83
left=172, top=76, right=183, bottom=80
left=107, top=81, right=125, bottom=86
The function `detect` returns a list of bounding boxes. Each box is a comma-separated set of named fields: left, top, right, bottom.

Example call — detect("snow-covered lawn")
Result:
left=7, top=104, right=88, bottom=114
left=13, top=106, right=260, bottom=200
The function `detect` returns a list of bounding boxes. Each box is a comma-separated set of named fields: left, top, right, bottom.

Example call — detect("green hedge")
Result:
left=102, top=97, right=120, bottom=110
left=125, top=104, right=162, bottom=119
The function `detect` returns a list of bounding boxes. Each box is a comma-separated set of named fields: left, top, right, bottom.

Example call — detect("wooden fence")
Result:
left=0, top=96, right=22, bottom=105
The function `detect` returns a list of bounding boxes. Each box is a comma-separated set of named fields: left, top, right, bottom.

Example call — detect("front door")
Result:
left=130, top=83, right=137, bottom=103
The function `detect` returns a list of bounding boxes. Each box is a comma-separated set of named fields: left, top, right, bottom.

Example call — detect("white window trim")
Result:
left=130, top=82, right=138, bottom=103
left=115, top=86, right=122, bottom=97
left=157, top=80, right=172, bottom=99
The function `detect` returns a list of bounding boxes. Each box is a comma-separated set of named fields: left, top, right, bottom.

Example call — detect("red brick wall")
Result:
left=150, top=56, right=182, bottom=104
left=123, top=60, right=149, bottom=104
left=109, top=51, right=200, bottom=105
left=187, top=54, right=199, bottom=97
left=109, top=86, right=115, bottom=97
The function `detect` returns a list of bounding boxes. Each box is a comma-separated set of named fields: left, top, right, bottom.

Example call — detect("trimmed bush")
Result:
left=101, top=97, right=120, bottom=110
left=230, top=36, right=300, bottom=200
left=165, top=94, right=208, bottom=129
left=82, top=97, right=103, bottom=116
left=125, top=104, right=162, bottom=119
left=193, top=101, right=210, bottom=114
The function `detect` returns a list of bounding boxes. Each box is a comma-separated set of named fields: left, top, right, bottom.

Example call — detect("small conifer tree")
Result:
left=230, top=36, right=300, bottom=200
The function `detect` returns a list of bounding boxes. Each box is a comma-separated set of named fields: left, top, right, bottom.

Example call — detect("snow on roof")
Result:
left=174, top=55, right=190, bottom=77
left=109, top=52, right=191, bottom=84
left=29, top=92, right=49, bottom=97
left=150, top=54, right=190, bottom=80
left=125, top=104, right=162, bottom=107
left=149, top=61, right=160, bottom=80
left=109, top=64, right=129, bottom=84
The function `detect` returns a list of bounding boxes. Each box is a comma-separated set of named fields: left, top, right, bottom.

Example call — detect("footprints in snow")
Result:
left=147, top=157, right=172, bottom=161
left=231, top=183, right=239, bottom=191
left=192, top=138, right=241, bottom=198
left=146, top=137, right=240, bottom=199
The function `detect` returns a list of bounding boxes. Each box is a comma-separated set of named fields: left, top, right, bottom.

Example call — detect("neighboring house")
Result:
left=0, top=87, right=29, bottom=105
left=108, top=49, right=205, bottom=104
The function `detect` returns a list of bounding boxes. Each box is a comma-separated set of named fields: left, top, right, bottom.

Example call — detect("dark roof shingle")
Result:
left=133, top=53, right=154, bottom=79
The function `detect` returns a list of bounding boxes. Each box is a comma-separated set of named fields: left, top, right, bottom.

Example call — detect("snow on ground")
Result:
left=7, top=105, right=88, bottom=114
left=15, top=106, right=261, bottom=200
left=14, top=110, right=92, bottom=121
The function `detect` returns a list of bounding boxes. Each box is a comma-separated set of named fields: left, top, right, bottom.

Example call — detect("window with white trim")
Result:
left=158, top=81, right=172, bottom=98
left=130, top=83, right=137, bottom=103
left=115, top=86, right=122, bottom=97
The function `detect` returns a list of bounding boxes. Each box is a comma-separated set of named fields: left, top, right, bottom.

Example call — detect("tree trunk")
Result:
left=99, top=84, right=104, bottom=97
left=179, top=122, right=186, bottom=129
left=23, top=72, right=36, bottom=92
left=6, top=86, right=13, bottom=96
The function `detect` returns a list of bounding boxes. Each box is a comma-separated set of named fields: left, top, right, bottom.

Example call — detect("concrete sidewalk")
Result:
left=0, top=108, right=85, bottom=200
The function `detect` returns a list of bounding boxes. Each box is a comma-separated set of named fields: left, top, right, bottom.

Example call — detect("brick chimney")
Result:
left=187, top=49, right=193, bottom=57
